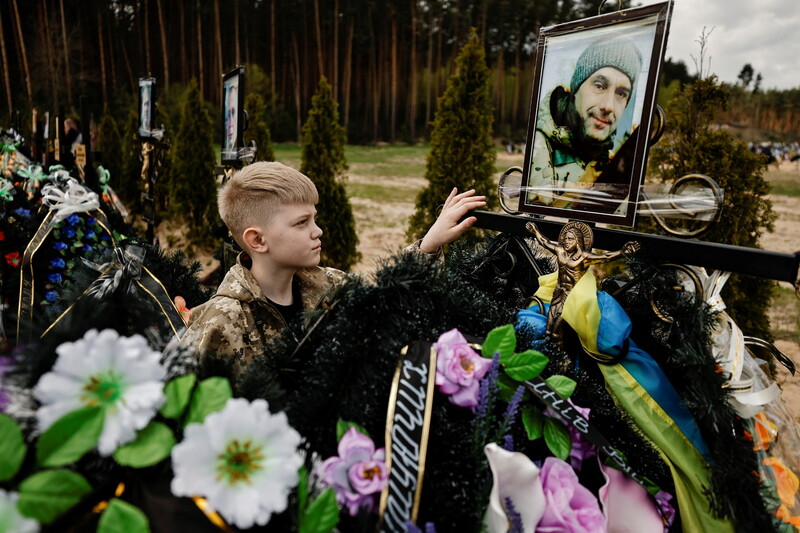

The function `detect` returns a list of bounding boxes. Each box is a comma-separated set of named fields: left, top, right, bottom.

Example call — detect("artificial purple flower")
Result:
left=53, top=241, right=68, bottom=251
left=65, top=213, right=80, bottom=226
left=47, top=273, right=62, bottom=284
left=12, top=207, right=30, bottom=219
left=81, top=244, right=93, bottom=253
left=545, top=399, right=596, bottom=470
left=434, top=329, right=492, bottom=409
left=655, top=490, right=676, bottom=529
left=44, top=290, right=59, bottom=303
left=85, top=229, right=96, bottom=240
left=50, top=257, right=66, bottom=269
left=538, top=457, right=605, bottom=533
left=318, top=428, right=388, bottom=516
left=86, top=217, right=96, bottom=226
left=62, top=227, right=76, bottom=239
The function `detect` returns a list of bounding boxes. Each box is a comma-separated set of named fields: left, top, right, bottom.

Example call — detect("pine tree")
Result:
left=119, top=106, right=143, bottom=208
left=647, top=76, right=777, bottom=340
left=168, top=79, right=217, bottom=230
left=407, top=29, right=497, bottom=242
left=244, top=92, right=275, bottom=162
left=301, top=77, right=359, bottom=270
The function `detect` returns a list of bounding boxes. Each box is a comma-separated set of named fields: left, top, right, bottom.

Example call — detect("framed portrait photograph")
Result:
left=221, top=66, right=246, bottom=166
left=138, top=77, right=157, bottom=139
left=518, top=1, right=673, bottom=226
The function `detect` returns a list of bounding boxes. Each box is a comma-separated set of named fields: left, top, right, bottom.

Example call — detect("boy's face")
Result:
left=261, top=203, right=323, bottom=270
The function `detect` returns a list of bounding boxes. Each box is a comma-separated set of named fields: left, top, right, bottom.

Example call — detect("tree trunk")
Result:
left=97, top=11, right=108, bottom=110
left=234, top=0, right=240, bottom=65
left=313, top=0, right=324, bottom=79
left=407, top=0, right=417, bottom=141
left=333, top=0, right=339, bottom=100
left=58, top=0, right=73, bottom=106
left=11, top=0, right=33, bottom=108
left=178, top=1, right=188, bottom=83
left=144, top=0, right=152, bottom=74
left=342, top=21, right=353, bottom=131
left=156, top=0, right=169, bottom=86
left=390, top=7, right=397, bottom=143
left=39, top=2, right=59, bottom=113
left=0, top=9, right=12, bottom=117
left=425, top=6, right=434, bottom=127
left=270, top=1, right=276, bottom=109
left=196, top=0, right=204, bottom=95
left=291, top=33, right=302, bottom=140
left=214, top=0, right=223, bottom=101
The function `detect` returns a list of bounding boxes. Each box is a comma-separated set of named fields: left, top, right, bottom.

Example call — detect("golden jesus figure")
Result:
left=525, top=221, right=640, bottom=340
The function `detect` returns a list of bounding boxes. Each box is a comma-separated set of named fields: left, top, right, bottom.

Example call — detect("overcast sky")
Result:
left=636, top=0, right=800, bottom=90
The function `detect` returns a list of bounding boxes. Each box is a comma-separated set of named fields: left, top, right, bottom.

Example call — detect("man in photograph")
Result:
left=224, top=82, right=238, bottom=158
left=528, top=35, right=642, bottom=211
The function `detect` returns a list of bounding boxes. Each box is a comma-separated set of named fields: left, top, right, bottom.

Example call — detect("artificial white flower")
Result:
left=0, top=489, right=39, bottom=533
left=32, top=329, right=166, bottom=456
left=171, top=398, right=304, bottom=529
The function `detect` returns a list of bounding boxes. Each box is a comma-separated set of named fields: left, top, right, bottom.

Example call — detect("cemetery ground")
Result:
left=158, top=143, right=800, bottom=421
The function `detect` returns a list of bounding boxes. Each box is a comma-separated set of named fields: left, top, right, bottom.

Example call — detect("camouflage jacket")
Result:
left=183, top=253, right=347, bottom=383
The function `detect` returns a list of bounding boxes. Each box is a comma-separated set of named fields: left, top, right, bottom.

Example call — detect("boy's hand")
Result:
left=419, top=188, right=487, bottom=253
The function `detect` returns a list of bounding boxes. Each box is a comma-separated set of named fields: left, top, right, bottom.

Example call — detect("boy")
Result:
left=185, top=162, right=485, bottom=381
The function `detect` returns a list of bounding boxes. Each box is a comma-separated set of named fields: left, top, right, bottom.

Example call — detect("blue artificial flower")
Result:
left=85, top=229, right=96, bottom=240
left=13, top=207, right=30, bottom=219
left=62, top=227, right=76, bottom=239
left=100, top=234, right=110, bottom=241
left=86, top=217, right=96, bottom=226
left=48, top=273, right=63, bottom=284
left=81, top=244, right=93, bottom=253
left=44, top=290, right=59, bottom=303
left=50, top=257, right=66, bottom=269
left=65, top=213, right=80, bottom=226
left=53, top=241, right=68, bottom=251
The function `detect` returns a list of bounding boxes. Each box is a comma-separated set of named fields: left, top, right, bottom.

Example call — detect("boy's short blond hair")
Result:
left=218, top=162, right=318, bottom=248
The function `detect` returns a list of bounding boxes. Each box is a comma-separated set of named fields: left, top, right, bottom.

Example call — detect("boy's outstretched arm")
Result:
left=419, top=188, right=487, bottom=253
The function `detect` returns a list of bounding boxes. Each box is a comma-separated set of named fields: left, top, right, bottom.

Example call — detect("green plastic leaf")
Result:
left=501, top=349, right=549, bottom=381
left=0, top=414, right=27, bottom=481
left=17, top=469, right=92, bottom=524
left=300, top=489, right=339, bottom=533
left=336, top=420, right=370, bottom=441
left=97, top=498, right=151, bottom=533
left=545, top=375, right=577, bottom=399
left=481, top=324, right=516, bottom=359
left=543, top=417, right=572, bottom=461
left=113, top=422, right=176, bottom=468
left=36, top=406, right=104, bottom=467
left=183, top=377, right=232, bottom=427
left=522, top=405, right=544, bottom=441
left=159, top=374, right=196, bottom=419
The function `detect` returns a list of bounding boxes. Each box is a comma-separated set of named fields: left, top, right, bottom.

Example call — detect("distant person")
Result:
left=62, top=118, right=82, bottom=168
left=183, top=162, right=486, bottom=383
left=528, top=35, right=642, bottom=211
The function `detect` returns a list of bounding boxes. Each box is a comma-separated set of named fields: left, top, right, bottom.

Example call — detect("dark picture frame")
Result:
left=518, top=1, right=673, bottom=227
left=221, top=66, right=246, bottom=166
left=138, top=77, right=157, bottom=140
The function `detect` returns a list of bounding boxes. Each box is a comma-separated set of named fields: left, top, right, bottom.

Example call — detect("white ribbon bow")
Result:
left=41, top=179, right=100, bottom=221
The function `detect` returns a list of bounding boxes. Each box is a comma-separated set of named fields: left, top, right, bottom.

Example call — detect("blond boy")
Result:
left=185, top=162, right=485, bottom=381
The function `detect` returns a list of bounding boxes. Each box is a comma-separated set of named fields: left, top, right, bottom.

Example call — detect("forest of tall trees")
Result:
left=0, top=0, right=639, bottom=145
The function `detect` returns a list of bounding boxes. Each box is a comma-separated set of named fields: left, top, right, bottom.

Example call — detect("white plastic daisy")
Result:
left=32, top=329, right=166, bottom=456
left=0, top=489, right=39, bottom=533
left=171, top=398, right=304, bottom=529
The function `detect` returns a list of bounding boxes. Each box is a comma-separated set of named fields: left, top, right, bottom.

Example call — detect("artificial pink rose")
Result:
left=434, top=328, right=492, bottom=408
left=538, top=457, right=606, bottom=533
left=319, top=428, right=389, bottom=516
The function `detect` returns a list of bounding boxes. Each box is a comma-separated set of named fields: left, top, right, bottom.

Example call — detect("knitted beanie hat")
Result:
left=569, top=36, right=643, bottom=93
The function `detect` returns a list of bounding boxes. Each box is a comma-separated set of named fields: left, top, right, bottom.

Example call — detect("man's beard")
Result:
left=551, top=88, right=614, bottom=164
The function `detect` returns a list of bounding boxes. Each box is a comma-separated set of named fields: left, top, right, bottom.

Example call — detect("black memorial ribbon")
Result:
left=377, top=341, right=437, bottom=533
